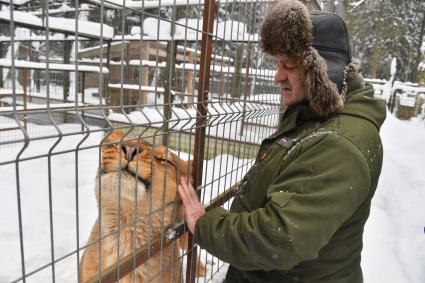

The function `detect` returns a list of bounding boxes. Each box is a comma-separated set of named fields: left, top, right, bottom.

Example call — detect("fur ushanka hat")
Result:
left=261, top=0, right=352, bottom=117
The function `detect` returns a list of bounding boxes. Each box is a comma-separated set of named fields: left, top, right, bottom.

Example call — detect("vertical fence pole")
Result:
left=81, top=72, right=85, bottom=132
left=64, top=40, right=71, bottom=123
left=163, top=6, right=177, bottom=146
left=0, top=42, right=2, bottom=88
left=240, top=42, right=252, bottom=136
left=64, top=40, right=71, bottom=102
left=186, top=1, right=216, bottom=283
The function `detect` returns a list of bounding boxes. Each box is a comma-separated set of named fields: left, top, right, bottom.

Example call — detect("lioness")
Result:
left=80, top=130, right=205, bottom=282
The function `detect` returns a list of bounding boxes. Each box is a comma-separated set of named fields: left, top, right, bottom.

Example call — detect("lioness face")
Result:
left=82, top=130, right=196, bottom=282
left=100, top=130, right=193, bottom=212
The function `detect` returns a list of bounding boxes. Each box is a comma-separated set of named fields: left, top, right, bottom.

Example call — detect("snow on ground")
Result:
left=0, top=110, right=424, bottom=282
left=361, top=112, right=425, bottom=283
left=0, top=124, right=104, bottom=282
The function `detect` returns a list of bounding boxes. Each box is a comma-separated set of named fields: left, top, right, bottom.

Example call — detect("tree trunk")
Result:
left=335, top=0, right=347, bottom=21
left=409, top=7, right=425, bottom=83
left=163, top=6, right=177, bottom=147
left=231, top=44, right=243, bottom=99
left=323, top=0, right=335, bottom=12
left=370, top=2, right=384, bottom=78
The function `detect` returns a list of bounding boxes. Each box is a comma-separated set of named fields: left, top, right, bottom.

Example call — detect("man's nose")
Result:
left=274, top=69, right=287, bottom=83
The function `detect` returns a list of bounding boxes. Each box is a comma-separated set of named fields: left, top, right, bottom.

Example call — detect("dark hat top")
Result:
left=311, top=11, right=351, bottom=93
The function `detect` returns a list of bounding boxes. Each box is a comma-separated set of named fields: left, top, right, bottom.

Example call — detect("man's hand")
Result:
left=177, top=176, right=205, bottom=234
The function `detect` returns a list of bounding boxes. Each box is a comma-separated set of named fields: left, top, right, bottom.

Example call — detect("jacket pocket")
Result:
left=270, top=191, right=295, bottom=208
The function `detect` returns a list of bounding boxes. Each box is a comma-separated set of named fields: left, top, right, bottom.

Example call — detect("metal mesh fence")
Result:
left=0, top=0, right=318, bottom=282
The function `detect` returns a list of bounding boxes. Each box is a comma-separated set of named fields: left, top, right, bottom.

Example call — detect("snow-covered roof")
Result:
left=126, top=59, right=275, bottom=79
left=364, top=78, right=387, bottom=85
left=31, top=2, right=77, bottom=16
left=142, top=17, right=259, bottom=42
left=78, top=40, right=233, bottom=63
left=108, top=83, right=166, bottom=93
left=365, top=78, right=425, bottom=93
left=88, top=0, right=275, bottom=9
left=0, top=10, right=114, bottom=40
left=0, top=102, right=85, bottom=113
left=0, top=88, right=24, bottom=95
left=0, top=59, right=109, bottom=74
left=0, top=33, right=75, bottom=42
left=394, top=81, right=425, bottom=93
left=78, top=41, right=128, bottom=54
left=0, top=0, right=31, bottom=5
left=399, top=95, right=416, bottom=107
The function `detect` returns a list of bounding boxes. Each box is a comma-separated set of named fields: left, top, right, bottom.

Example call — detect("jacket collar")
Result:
left=265, top=104, right=311, bottom=141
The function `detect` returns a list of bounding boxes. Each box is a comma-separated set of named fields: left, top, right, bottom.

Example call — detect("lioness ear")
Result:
left=178, top=159, right=193, bottom=178
left=103, top=130, right=126, bottom=145
left=188, top=160, right=195, bottom=186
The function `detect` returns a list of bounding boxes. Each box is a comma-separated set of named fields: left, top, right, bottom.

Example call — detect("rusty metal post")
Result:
left=186, top=1, right=216, bottom=283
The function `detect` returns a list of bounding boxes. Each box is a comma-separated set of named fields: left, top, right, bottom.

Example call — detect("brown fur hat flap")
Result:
left=303, top=47, right=343, bottom=117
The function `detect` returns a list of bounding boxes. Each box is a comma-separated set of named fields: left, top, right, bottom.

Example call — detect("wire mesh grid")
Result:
left=0, top=0, right=291, bottom=282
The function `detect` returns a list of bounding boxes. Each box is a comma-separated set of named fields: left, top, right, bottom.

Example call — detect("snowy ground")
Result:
left=0, top=110, right=424, bottom=282
left=361, top=113, right=425, bottom=283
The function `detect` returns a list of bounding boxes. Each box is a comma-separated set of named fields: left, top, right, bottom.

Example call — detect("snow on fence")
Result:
left=0, top=0, right=294, bottom=282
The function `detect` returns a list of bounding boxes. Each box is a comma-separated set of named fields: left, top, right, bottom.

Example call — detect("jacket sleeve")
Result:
left=194, top=134, right=371, bottom=271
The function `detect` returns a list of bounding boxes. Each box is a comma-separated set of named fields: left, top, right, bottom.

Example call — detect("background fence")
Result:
left=0, top=0, right=321, bottom=282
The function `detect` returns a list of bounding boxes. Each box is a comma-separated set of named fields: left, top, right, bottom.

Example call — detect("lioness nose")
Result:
left=121, top=144, right=137, bottom=162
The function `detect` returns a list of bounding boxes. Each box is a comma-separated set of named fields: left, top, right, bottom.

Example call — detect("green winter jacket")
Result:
left=194, top=83, right=386, bottom=282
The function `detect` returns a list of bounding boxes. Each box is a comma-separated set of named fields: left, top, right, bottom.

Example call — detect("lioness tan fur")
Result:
left=80, top=130, right=205, bottom=282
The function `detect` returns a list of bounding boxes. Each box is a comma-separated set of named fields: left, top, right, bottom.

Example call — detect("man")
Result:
left=178, top=0, right=386, bottom=282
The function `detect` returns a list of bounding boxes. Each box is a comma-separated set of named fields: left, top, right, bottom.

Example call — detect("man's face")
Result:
left=274, top=53, right=307, bottom=107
